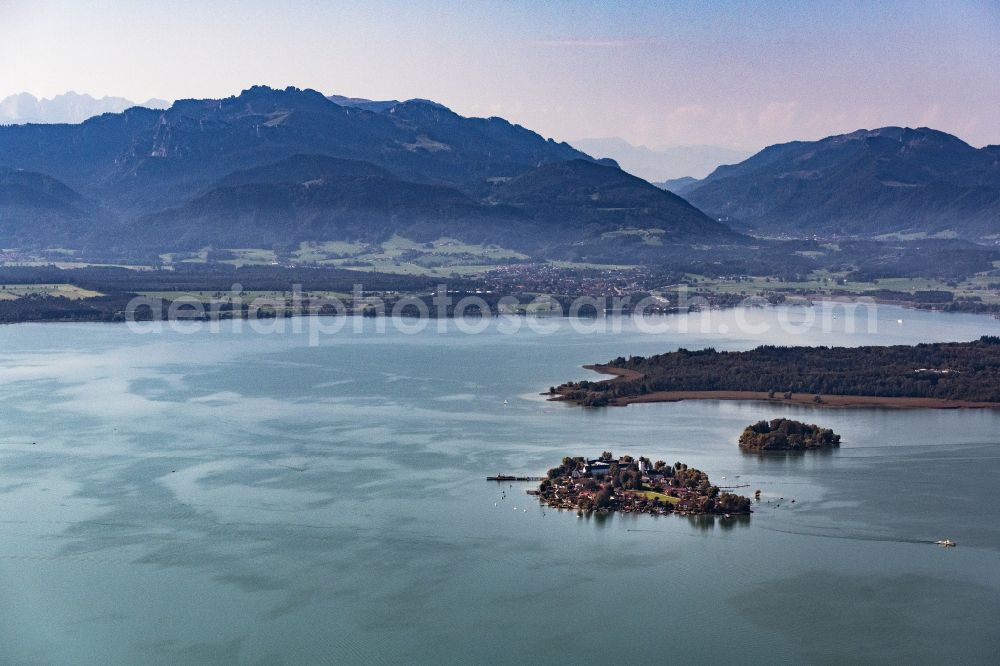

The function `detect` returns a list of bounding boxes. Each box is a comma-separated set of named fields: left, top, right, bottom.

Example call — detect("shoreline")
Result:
left=553, top=364, right=1000, bottom=410
left=3, top=298, right=1000, bottom=326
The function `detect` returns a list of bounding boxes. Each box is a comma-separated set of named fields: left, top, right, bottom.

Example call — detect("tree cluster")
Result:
left=562, top=338, right=1000, bottom=403
left=738, top=418, right=841, bottom=452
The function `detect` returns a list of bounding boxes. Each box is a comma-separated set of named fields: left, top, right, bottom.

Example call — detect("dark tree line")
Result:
left=0, top=265, right=486, bottom=295
left=560, top=337, right=1000, bottom=403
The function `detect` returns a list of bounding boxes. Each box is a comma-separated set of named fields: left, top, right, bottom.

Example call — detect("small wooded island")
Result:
left=739, top=418, right=841, bottom=452
left=537, top=453, right=752, bottom=516
left=550, top=337, right=1000, bottom=408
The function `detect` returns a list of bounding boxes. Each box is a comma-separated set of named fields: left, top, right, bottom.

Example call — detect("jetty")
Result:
left=487, top=475, right=544, bottom=481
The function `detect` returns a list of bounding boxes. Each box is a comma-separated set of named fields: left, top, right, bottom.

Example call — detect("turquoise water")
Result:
left=0, top=305, right=998, bottom=664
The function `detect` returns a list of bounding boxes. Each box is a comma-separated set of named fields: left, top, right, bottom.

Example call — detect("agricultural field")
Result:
left=599, top=227, right=665, bottom=245
left=159, top=250, right=209, bottom=265
left=222, top=248, right=279, bottom=267
left=0, top=284, right=104, bottom=300
left=683, top=270, right=1000, bottom=305
left=137, top=290, right=355, bottom=303
left=548, top=260, right=638, bottom=271
left=156, top=237, right=534, bottom=276
left=292, top=241, right=370, bottom=263
left=293, top=236, right=531, bottom=277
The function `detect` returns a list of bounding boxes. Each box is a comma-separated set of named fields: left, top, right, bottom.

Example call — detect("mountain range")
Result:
left=0, top=86, right=741, bottom=261
left=672, top=127, right=1000, bottom=241
left=1, top=88, right=996, bottom=262
left=0, top=92, right=169, bottom=125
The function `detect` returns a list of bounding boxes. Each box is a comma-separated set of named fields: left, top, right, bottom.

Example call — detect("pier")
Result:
left=487, top=475, right=544, bottom=481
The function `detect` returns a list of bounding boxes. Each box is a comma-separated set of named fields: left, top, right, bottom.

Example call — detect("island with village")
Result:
left=534, top=453, right=753, bottom=516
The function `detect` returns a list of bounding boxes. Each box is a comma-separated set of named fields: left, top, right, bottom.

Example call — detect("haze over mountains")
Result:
left=570, top=137, right=750, bottom=182
left=0, top=92, right=169, bottom=125
left=0, top=86, right=997, bottom=265
left=0, top=90, right=439, bottom=125
left=0, top=86, right=740, bottom=262
left=673, top=127, right=1000, bottom=242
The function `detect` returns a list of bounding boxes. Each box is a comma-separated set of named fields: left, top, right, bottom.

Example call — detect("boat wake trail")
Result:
left=628, top=524, right=942, bottom=546
left=755, top=524, right=937, bottom=545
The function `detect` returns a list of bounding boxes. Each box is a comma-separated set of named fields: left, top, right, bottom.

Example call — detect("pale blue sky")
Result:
left=1, top=0, right=997, bottom=149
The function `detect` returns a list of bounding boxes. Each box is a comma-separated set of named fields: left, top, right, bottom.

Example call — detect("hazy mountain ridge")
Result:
left=570, top=137, right=750, bottom=181
left=0, top=91, right=169, bottom=125
left=495, top=159, right=734, bottom=239
left=326, top=94, right=401, bottom=113
left=131, top=153, right=536, bottom=251
left=657, top=176, right=699, bottom=195
left=0, top=86, right=738, bottom=259
left=0, top=86, right=594, bottom=203
left=0, top=168, right=108, bottom=246
left=680, top=127, right=1000, bottom=240
left=491, top=159, right=743, bottom=262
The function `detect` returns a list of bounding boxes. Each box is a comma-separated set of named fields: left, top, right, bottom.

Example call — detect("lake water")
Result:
left=1, top=305, right=998, bottom=664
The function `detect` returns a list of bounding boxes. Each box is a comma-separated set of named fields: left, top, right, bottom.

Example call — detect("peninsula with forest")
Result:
left=550, top=337, right=1000, bottom=409
left=537, top=453, right=752, bottom=516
